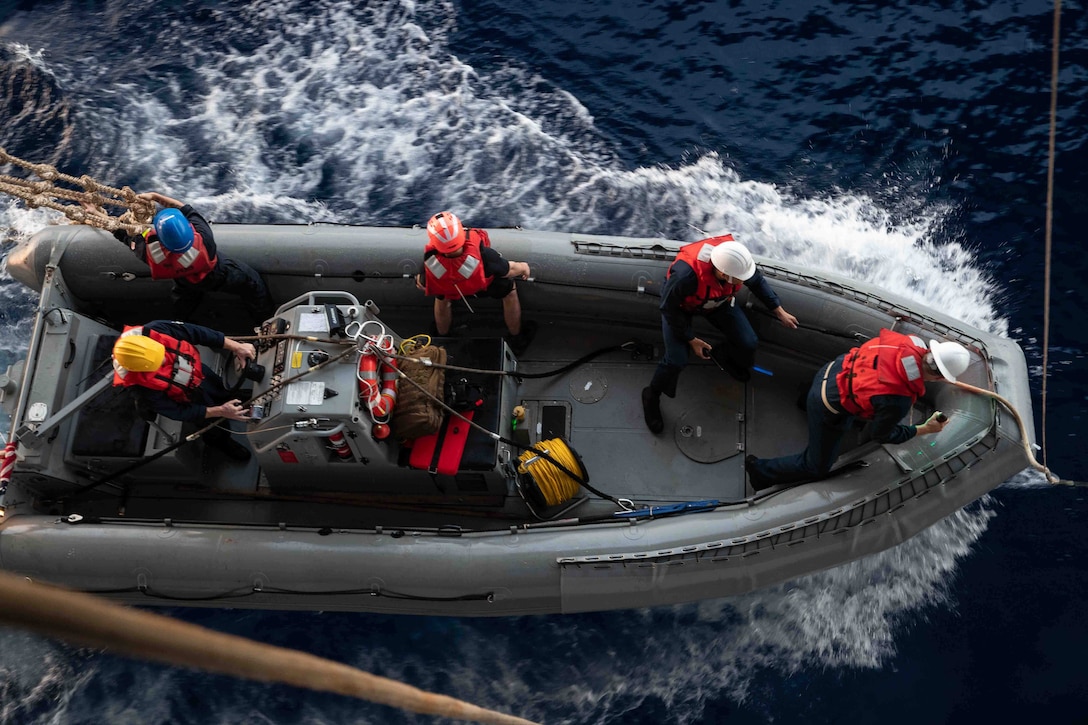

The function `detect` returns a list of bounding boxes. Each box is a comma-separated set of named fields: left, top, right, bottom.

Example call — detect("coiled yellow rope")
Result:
left=517, top=438, right=585, bottom=507
left=399, top=334, right=433, bottom=355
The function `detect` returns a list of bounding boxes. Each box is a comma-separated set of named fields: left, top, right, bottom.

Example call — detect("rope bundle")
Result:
left=0, top=147, right=153, bottom=232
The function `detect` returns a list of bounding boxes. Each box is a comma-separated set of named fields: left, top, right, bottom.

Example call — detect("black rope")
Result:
left=80, top=583, right=494, bottom=604
left=513, top=340, right=653, bottom=379
left=748, top=305, right=864, bottom=341
left=389, top=338, right=653, bottom=380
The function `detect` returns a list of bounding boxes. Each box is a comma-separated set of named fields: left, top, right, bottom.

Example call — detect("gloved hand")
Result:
left=917, top=411, right=950, bottom=436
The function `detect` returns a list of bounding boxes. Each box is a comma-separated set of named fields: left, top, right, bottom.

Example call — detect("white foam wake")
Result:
left=0, top=0, right=1015, bottom=719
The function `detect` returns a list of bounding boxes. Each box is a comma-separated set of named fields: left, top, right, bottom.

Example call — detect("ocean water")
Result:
left=1, top=0, right=1086, bottom=723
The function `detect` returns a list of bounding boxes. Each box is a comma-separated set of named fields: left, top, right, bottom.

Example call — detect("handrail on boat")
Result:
left=274, top=290, right=363, bottom=317
left=250, top=420, right=350, bottom=456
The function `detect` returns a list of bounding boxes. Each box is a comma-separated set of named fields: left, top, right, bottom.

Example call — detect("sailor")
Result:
left=114, top=192, right=274, bottom=324
left=642, top=234, right=798, bottom=433
left=745, top=329, right=971, bottom=490
left=415, top=211, right=536, bottom=355
left=110, top=320, right=257, bottom=462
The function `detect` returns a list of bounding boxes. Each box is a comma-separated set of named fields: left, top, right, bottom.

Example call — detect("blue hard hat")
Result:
left=153, top=208, right=195, bottom=253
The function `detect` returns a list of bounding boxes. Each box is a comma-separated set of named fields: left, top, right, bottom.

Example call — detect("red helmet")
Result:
left=427, top=211, right=466, bottom=253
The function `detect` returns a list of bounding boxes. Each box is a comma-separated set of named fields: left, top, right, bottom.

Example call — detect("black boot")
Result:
left=642, top=387, right=664, bottom=434
left=507, top=320, right=538, bottom=356
left=745, top=455, right=774, bottom=491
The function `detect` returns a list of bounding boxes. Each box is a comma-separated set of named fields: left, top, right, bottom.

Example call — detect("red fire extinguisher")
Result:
left=327, top=431, right=353, bottom=460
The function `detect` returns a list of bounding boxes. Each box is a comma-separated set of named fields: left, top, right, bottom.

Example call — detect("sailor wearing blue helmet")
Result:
left=115, top=192, right=274, bottom=325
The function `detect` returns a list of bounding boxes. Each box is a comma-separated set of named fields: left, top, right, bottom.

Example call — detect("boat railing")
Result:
left=570, top=239, right=677, bottom=261
left=760, top=262, right=988, bottom=349
left=274, top=290, right=364, bottom=317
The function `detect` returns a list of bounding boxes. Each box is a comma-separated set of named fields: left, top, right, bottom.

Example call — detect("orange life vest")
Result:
left=422, top=229, right=494, bottom=299
left=144, top=229, right=217, bottom=284
left=669, top=234, right=742, bottom=313
left=112, top=325, right=205, bottom=403
left=835, top=329, right=928, bottom=418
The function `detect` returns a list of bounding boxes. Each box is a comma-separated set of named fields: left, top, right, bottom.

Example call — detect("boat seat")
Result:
left=67, top=334, right=198, bottom=479
left=69, top=334, right=149, bottom=459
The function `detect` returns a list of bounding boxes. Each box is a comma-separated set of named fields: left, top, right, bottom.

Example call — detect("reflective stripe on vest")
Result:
left=456, top=255, right=480, bottom=279
left=172, top=353, right=195, bottom=387
left=424, top=256, right=448, bottom=279
left=147, top=239, right=168, bottom=264
left=835, top=330, right=928, bottom=418
left=422, top=230, right=493, bottom=298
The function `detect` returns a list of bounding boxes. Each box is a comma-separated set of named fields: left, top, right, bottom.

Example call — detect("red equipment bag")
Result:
left=407, top=410, right=475, bottom=475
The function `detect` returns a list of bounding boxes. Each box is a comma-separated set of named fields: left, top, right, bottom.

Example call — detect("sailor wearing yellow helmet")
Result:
left=111, top=320, right=257, bottom=461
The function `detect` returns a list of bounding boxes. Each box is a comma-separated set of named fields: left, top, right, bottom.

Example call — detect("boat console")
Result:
left=245, top=292, right=519, bottom=502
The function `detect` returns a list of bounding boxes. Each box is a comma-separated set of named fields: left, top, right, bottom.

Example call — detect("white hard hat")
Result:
left=709, top=242, right=756, bottom=281
left=929, top=340, right=970, bottom=382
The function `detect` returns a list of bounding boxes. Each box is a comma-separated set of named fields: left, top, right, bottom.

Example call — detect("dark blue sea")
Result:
left=1, top=1, right=1086, bottom=722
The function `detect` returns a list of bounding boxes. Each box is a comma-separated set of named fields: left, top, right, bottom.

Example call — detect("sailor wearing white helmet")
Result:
left=642, top=233, right=798, bottom=434
left=745, top=330, right=971, bottom=490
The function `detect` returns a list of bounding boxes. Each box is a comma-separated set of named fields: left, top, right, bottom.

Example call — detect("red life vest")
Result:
left=144, top=228, right=217, bottom=284
left=422, top=229, right=494, bottom=299
left=112, top=325, right=205, bottom=404
left=835, top=329, right=929, bottom=418
left=669, top=234, right=742, bottom=313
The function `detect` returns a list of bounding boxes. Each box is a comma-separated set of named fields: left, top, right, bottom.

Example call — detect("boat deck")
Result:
left=55, top=303, right=868, bottom=533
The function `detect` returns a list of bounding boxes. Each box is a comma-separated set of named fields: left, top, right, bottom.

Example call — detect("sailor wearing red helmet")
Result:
left=416, top=211, right=536, bottom=354
left=114, top=192, right=274, bottom=324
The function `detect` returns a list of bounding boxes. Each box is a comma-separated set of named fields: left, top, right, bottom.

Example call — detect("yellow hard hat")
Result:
left=112, top=334, right=166, bottom=372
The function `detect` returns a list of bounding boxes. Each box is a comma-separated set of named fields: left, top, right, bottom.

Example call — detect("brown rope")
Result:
left=0, top=147, right=154, bottom=233
left=0, top=570, right=538, bottom=725
left=1041, top=0, right=1062, bottom=476
left=951, top=380, right=1060, bottom=484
